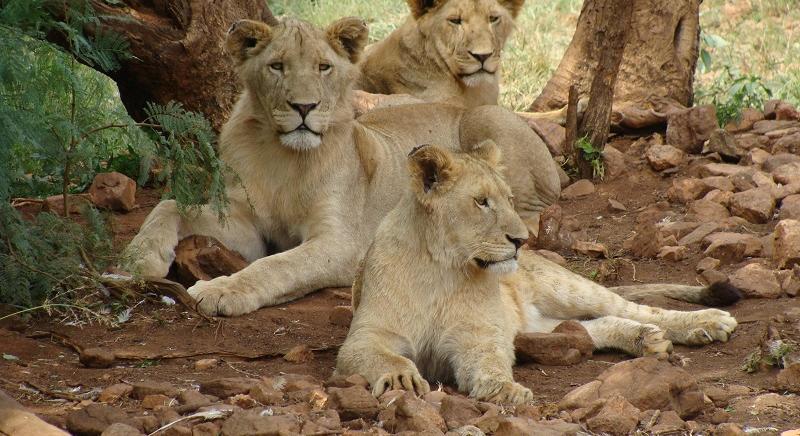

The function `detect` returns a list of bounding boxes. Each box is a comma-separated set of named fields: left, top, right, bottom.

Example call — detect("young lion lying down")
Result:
left=335, top=141, right=739, bottom=405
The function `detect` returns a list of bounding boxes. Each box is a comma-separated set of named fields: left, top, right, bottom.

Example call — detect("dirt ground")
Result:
left=2, top=136, right=800, bottom=433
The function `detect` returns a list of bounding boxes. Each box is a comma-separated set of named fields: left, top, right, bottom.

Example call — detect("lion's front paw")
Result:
left=187, top=276, right=260, bottom=317
left=472, top=380, right=533, bottom=406
left=681, top=309, right=738, bottom=345
left=371, top=369, right=430, bottom=398
left=638, top=324, right=673, bottom=359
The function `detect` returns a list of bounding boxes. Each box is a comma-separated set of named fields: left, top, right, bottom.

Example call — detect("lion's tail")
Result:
left=608, top=281, right=742, bottom=307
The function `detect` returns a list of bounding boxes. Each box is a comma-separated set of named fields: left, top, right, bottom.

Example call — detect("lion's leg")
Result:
left=124, top=197, right=265, bottom=277
left=440, top=327, right=532, bottom=405
left=187, top=235, right=358, bottom=316
left=335, top=327, right=429, bottom=397
left=611, top=304, right=738, bottom=346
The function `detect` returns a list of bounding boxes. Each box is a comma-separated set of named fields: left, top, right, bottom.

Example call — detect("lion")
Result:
left=123, top=16, right=561, bottom=316
left=335, top=142, right=739, bottom=405
left=356, top=0, right=572, bottom=125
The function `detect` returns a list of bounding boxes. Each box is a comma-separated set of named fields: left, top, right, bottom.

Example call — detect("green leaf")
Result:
left=2, top=353, right=19, bottom=361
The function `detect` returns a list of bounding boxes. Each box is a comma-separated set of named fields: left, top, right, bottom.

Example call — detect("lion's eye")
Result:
left=269, top=62, right=283, bottom=72
left=448, top=17, right=462, bottom=25
left=490, top=15, right=500, bottom=23
left=319, top=64, right=331, bottom=72
left=475, top=197, right=489, bottom=208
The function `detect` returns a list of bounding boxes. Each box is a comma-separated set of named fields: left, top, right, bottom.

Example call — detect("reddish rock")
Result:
left=730, top=263, right=781, bottom=298
left=646, top=144, right=685, bottom=171
left=515, top=321, right=593, bottom=366
left=585, top=396, right=640, bottom=436
left=199, top=378, right=257, bottom=399
left=657, top=245, right=687, bottom=262
left=535, top=204, right=563, bottom=251
left=729, top=188, right=775, bottom=223
left=773, top=132, right=800, bottom=155
left=100, top=423, right=142, bottom=436
left=535, top=250, right=567, bottom=266
left=774, top=182, right=800, bottom=200
left=99, top=384, right=133, bottom=403
left=678, top=222, right=720, bottom=247
left=666, top=105, right=718, bottom=153
left=527, top=119, right=565, bottom=156
left=131, top=382, right=178, bottom=400
left=702, top=176, right=735, bottom=192
left=703, top=129, right=744, bottom=160
left=725, top=107, right=764, bottom=132
left=703, top=189, right=733, bottom=206
left=703, top=232, right=761, bottom=264
left=668, top=178, right=710, bottom=203
left=772, top=162, right=800, bottom=185
left=89, top=172, right=137, bottom=212
left=561, top=179, right=595, bottom=200
left=328, top=386, right=380, bottom=420
left=780, top=195, right=800, bottom=220
left=66, top=404, right=131, bottom=436
left=781, top=267, right=800, bottom=297
left=571, top=241, right=608, bottom=258
left=141, top=394, right=170, bottom=409
left=752, top=119, right=799, bottom=135
left=391, top=392, right=447, bottom=434
left=248, top=383, right=283, bottom=405
left=329, top=306, right=354, bottom=326
left=439, top=396, right=481, bottom=430
left=714, top=423, right=747, bottom=436
left=220, top=411, right=301, bottom=436
left=40, top=193, right=93, bottom=216
left=775, top=219, right=800, bottom=269
left=283, top=344, right=314, bottom=363
left=559, top=357, right=705, bottom=418
left=699, top=163, right=750, bottom=178
left=172, top=235, right=248, bottom=287
left=493, top=417, right=581, bottom=436
left=776, top=352, right=800, bottom=392
left=601, top=145, right=627, bottom=180
left=687, top=200, right=730, bottom=222
left=763, top=153, right=800, bottom=172
left=743, top=148, right=771, bottom=167
left=650, top=410, right=686, bottom=434
left=194, top=358, right=218, bottom=371
left=775, top=101, right=800, bottom=121
left=696, top=257, right=721, bottom=273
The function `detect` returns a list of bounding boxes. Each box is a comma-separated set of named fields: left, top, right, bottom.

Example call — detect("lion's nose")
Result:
left=469, top=51, right=491, bottom=64
left=506, top=234, right=526, bottom=249
left=289, top=102, right=318, bottom=118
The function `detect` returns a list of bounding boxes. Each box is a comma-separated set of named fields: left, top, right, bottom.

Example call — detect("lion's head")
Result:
left=407, top=141, right=528, bottom=274
left=407, top=0, right=524, bottom=88
left=226, top=17, right=368, bottom=150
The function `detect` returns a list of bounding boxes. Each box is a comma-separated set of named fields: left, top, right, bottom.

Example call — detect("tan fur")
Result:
left=336, top=145, right=738, bottom=405
left=124, top=17, right=560, bottom=316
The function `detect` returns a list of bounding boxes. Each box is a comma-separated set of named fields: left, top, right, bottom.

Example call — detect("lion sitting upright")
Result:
left=124, top=16, right=561, bottom=316
left=336, top=141, right=739, bottom=405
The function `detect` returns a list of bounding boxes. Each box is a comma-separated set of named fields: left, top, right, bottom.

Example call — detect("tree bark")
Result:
left=87, top=1, right=276, bottom=131
left=531, top=0, right=700, bottom=128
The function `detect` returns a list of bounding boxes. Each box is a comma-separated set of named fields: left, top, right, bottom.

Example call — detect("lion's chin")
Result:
left=279, top=130, right=322, bottom=151
left=460, top=71, right=495, bottom=88
left=475, top=257, right=518, bottom=275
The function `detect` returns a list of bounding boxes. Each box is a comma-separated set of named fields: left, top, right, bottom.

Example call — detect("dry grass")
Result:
left=274, top=0, right=799, bottom=110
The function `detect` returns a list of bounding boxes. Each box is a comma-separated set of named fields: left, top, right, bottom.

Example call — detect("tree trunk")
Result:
left=531, top=0, right=700, bottom=128
left=88, top=1, right=276, bottom=131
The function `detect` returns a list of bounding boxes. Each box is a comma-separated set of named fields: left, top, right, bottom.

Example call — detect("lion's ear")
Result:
left=498, top=0, right=525, bottom=18
left=226, top=19, right=272, bottom=64
left=468, top=140, right=502, bottom=167
left=326, top=17, right=369, bottom=63
left=408, top=144, right=456, bottom=196
left=406, top=0, right=444, bottom=19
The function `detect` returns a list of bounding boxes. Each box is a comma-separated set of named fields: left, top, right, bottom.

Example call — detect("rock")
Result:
left=775, top=220, right=800, bottom=269
left=752, top=119, right=799, bottom=135
left=667, top=178, right=709, bottom=203
left=130, top=416, right=158, bottom=434
left=535, top=250, right=566, bottom=266
left=703, top=189, right=733, bottom=206
left=325, top=374, right=370, bottom=390
left=703, top=232, right=762, bottom=263
left=535, top=205, right=563, bottom=251
left=725, top=107, right=765, bottom=132
left=440, top=396, right=482, bottom=430
left=140, top=394, right=170, bottom=409
left=678, top=222, right=720, bottom=247
left=79, top=347, right=116, bottom=369
left=696, top=257, right=721, bottom=273
left=703, top=385, right=752, bottom=408
left=607, top=198, right=627, bottom=212
left=190, top=422, right=219, bottom=436
left=651, top=410, right=686, bottom=433
left=391, top=392, right=447, bottom=434
left=66, top=404, right=130, bottom=436
left=646, top=144, right=686, bottom=171
left=763, top=153, right=800, bottom=172
left=515, top=321, right=593, bottom=366
left=782, top=267, right=800, bottom=297
left=328, top=386, right=380, bottom=420
left=163, top=425, right=191, bottom=436
left=131, top=382, right=177, bottom=400
left=780, top=195, right=800, bottom=220
left=571, top=241, right=608, bottom=258
left=89, top=172, right=136, bottom=212
left=729, top=263, right=781, bottom=298
left=714, top=423, right=746, bottom=436
left=585, top=396, right=640, bottom=436
left=703, top=130, right=744, bottom=160
left=40, top=193, right=93, bottom=216
left=527, top=119, right=565, bottom=157
left=176, top=389, right=210, bottom=412
left=193, top=358, right=218, bottom=371
left=283, top=344, right=313, bottom=363
left=559, top=357, right=704, bottom=418
left=744, top=148, right=771, bottom=167
left=447, top=424, right=486, bottom=436
left=100, top=423, right=143, bottom=436
left=657, top=245, right=687, bottom=262
left=775, top=101, right=800, bottom=120
left=172, top=235, right=248, bottom=287
left=772, top=162, right=800, bottom=185
left=699, top=163, right=750, bottom=178
left=329, top=306, right=354, bottom=326
left=773, top=132, right=800, bottom=155
left=687, top=200, right=730, bottom=222
left=98, top=384, right=133, bottom=403
left=702, top=176, right=735, bottom=192
left=775, top=182, right=800, bottom=200
left=248, top=382, right=283, bottom=405
left=776, top=352, right=800, bottom=392
left=709, top=408, right=731, bottom=424
left=560, top=179, right=595, bottom=200
left=220, top=411, right=301, bottom=436
left=199, top=378, right=257, bottom=399
left=492, top=417, right=579, bottom=436
left=666, top=105, right=718, bottom=153
left=731, top=188, right=775, bottom=224
left=601, top=145, right=626, bottom=180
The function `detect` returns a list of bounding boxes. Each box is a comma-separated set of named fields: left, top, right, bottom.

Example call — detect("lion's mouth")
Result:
left=474, top=252, right=518, bottom=269
left=460, top=68, right=496, bottom=78
left=293, top=124, right=320, bottom=135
